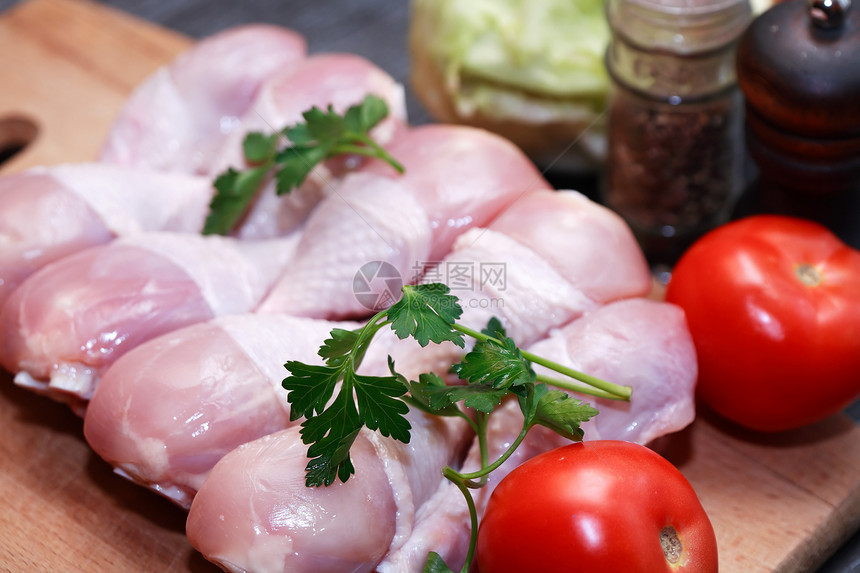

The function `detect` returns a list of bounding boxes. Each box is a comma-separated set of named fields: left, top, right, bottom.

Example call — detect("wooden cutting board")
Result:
left=0, top=1, right=858, bottom=571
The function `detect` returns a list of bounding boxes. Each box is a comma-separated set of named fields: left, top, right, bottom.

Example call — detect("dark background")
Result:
left=0, top=1, right=858, bottom=571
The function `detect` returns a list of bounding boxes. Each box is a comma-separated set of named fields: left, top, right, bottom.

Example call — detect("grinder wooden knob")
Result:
left=736, top=0, right=860, bottom=193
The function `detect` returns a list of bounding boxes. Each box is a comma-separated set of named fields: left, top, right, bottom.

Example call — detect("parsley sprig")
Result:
left=203, top=94, right=404, bottom=235
left=281, top=283, right=634, bottom=572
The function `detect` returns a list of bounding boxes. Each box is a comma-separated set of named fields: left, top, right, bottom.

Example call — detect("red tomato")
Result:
left=665, top=215, right=860, bottom=431
left=476, top=440, right=717, bottom=573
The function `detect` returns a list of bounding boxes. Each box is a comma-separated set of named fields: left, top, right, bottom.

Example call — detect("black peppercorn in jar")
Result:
left=602, top=0, right=753, bottom=267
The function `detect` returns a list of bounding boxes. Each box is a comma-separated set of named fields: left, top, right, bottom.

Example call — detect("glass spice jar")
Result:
left=602, top=0, right=753, bottom=268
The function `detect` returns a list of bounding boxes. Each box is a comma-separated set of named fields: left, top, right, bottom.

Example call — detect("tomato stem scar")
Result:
left=795, top=263, right=823, bottom=287
left=661, top=526, right=683, bottom=564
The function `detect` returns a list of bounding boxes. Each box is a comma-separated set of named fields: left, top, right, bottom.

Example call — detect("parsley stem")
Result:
left=440, top=466, right=479, bottom=573
left=450, top=324, right=632, bottom=401
left=328, top=143, right=405, bottom=172
left=474, top=413, right=490, bottom=487
left=525, top=351, right=631, bottom=401
left=534, top=373, right=626, bottom=400
left=349, top=311, right=390, bottom=368
left=330, top=134, right=405, bottom=173
left=349, top=132, right=406, bottom=173
left=455, top=424, right=530, bottom=485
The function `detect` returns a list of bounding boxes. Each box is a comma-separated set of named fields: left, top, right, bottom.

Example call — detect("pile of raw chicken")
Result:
left=0, top=25, right=698, bottom=573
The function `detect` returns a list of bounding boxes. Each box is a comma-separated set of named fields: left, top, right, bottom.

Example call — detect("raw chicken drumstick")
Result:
left=100, top=24, right=308, bottom=175
left=256, top=124, right=550, bottom=318
left=186, top=409, right=473, bottom=573
left=528, top=298, right=698, bottom=446
left=255, top=171, right=432, bottom=319
left=210, top=51, right=409, bottom=240
left=0, top=163, right=212, bottom=308
left=462, top=298, right=699, bottom=522
left=211, top=51, right=407, bottom=175
left=361, top=123, right=549, bottom=260
left=0, top=231, right=299, bottom=411
left=83, top=313, right=360, bottom=508
left=488, top=188, right=654, bottom=304
left=380, top=188, right=653, bottom=381
left=438, top=188, right=653, bottom=345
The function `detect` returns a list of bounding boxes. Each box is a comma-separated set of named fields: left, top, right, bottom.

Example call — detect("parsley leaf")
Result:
left=398, top=363, right=507, bottom=416
left=442, top=383, right=509, bottom=414
left=422, top=552, right=455, bottom=573
left=274, top=144, right=329, bottom=195
left=393, top=363, right=463, bottom=418
left=242, top=132, right=279, bottom=164
left=204, top=94, right=404, bottom=235
left=387, top=284, right=465, bottom=347
left=302, top=390, right=361, bottom=486
left=282, top=362, right=341, bottom=421
left=522, top=383, right=600, bottom=442
left=202, top=165, right=271, bottom=235
left=318, top=328, right=361, bottom=367
left=481, top=316, right=507, bottom=339
left=283, top=312, right=413, bottom=487
left=352, top=371, right=411, bottom=441
left=452, top=336, right=534, bottom=391
left=344, top=93, right=388, bottom=132
left=403, top=371, right=459, bottom=413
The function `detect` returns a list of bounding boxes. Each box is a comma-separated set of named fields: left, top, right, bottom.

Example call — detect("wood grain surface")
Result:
left=0, top=1, right=858, bottom=572
left=0, top=0, right=188, bottom=171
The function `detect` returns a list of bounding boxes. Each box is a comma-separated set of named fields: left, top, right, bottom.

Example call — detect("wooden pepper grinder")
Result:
left=735, top=0, right=860, bottom=245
